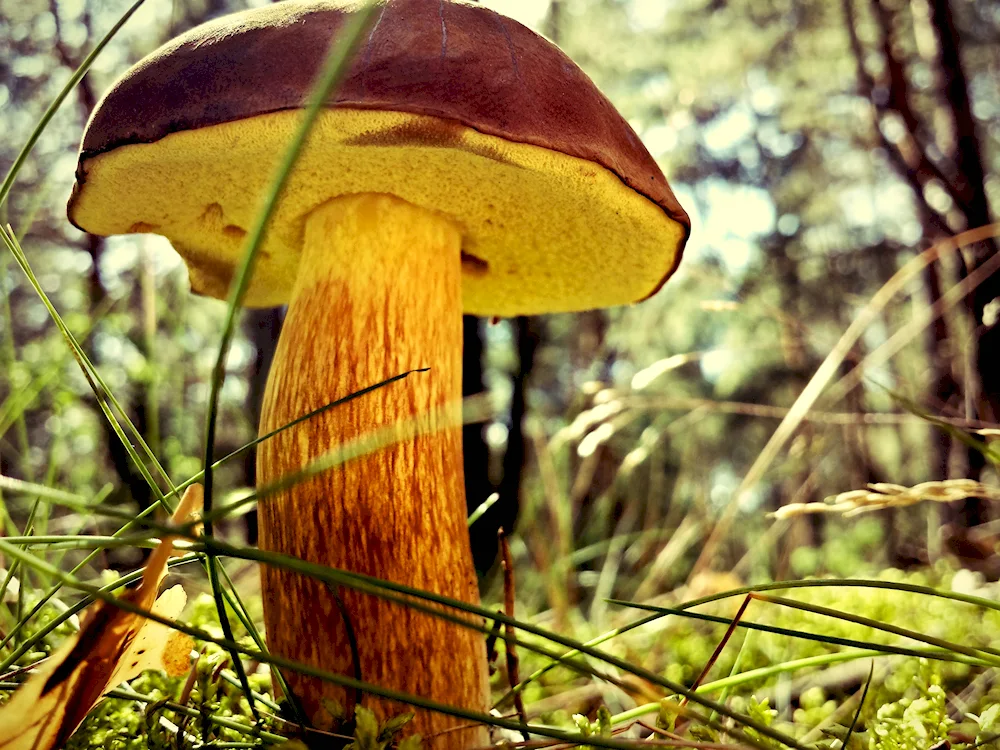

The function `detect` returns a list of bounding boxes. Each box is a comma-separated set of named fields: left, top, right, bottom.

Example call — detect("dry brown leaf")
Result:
left=0, top=484, right=203, bottom=750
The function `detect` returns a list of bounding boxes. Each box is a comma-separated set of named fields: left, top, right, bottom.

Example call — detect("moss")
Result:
left=9, top=564, right=1000, bottom=749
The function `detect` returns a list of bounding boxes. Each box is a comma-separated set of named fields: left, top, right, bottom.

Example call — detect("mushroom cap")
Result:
left=68, top=0, right=689, bottom=316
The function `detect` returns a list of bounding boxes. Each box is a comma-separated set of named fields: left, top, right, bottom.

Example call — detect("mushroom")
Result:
left=67, top=0, right=690, bottom=746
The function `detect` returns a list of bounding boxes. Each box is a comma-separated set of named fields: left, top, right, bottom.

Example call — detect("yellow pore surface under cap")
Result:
left=71, top=108, right=685, bottom=316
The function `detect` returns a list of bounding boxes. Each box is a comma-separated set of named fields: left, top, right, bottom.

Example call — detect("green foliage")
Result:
left=346, top=706, right=419, bottom=750
left=55, top=593, right=275, bottom=750
left=743, top=697, right=782, bottom=750
left=571, top=705, right=613, bottom=748
left=2, top=0, right=1000, bottom=748
left=970, top=703, right=1000, bottom=747
left=868, top=673, right=953, bottom=750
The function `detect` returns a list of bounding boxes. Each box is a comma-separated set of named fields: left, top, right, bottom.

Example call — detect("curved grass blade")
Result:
left=0, top=554, right=201, bottom=674
left=203, top=394, right=495, bottom=525
left=17, top=471, right=1000, bottom=734
left=604, top=599, right=994, bottom=666
left=200, top=0, right=384, bottom=529
left=193, top=2, right=378, bottom=724
left=0, top=292, right=121, bottom=438
left=842, top=662, right=873, bottom=750
left=0, top=496, right=719, bottom=725
left=506, top=574, right=1000, bottom=707
left=751, top=592, right=1000, bottom=665
left=674, top=577, right=1000, bottom=617
left=168, top=368, right=428, bottom=500
left=198, top=2, right=381, bottom=720
left=0, top=535, right=158, bottom=551
left=0, top=226, right=266, bottom=714
left=2, top=226, right=172, bottom=512
left=879, top=383, right=999, bottom=464
left=1, top=497, right=805, bottom=750
left=0, top=539, right=781, bottom=750
left=611, top=649, right=883, bottom=727
left=4, top=227, right=270, bottom=716
left=191, top=537, right=808, bottom=750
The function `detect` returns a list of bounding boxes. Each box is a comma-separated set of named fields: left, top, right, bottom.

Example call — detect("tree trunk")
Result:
left=241, top=307, right=283, bottom=544
left=926, top=0, right=996, bottom=524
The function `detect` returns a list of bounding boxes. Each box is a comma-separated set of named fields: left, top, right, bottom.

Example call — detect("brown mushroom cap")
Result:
left=68, top=0, right=689, bottom=316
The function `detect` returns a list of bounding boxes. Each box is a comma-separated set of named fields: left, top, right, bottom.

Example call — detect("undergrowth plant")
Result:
left=2, top=1, right=1000, bottom=749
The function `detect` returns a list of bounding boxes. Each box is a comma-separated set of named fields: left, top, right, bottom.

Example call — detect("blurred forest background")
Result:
left=1, top=0, right=999, bottom=621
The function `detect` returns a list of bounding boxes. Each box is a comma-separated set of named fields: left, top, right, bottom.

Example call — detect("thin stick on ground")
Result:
left=684, top=595, right=753, bottom=702
left=637, top=721, right=756, bottom=750
left=500, top=528, right=530, bottom=741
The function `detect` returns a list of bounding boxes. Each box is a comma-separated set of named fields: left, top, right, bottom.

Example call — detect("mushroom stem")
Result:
left=257, top=193, right=489, bottom=746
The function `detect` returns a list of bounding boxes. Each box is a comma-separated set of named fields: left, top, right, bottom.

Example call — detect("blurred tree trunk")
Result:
left=462, top=315, right=498, bottom=574
left=242, top=307, right=283, bottom=544
left=923, top=261, right=959, bottom=482
left=844, top=0, right=996, bottom=527
left=926, top=0, right=998, bottom=526
left=494, top=316, right=541, bottom=565
left=927, top=0, right=998, bottom=327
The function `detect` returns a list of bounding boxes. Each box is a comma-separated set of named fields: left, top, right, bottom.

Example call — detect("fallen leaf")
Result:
left=0, top=484, right=203, bottom=750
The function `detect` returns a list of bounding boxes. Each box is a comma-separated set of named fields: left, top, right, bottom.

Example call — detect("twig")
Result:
left=637, top=721, right=757, bottom=750
left=684, top=596, right=752, bottom=702
left=500, top=529, right=530, bottom=741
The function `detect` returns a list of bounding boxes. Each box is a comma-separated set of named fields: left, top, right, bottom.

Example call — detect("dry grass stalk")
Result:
left=772, top=479, right=1000, bottom=519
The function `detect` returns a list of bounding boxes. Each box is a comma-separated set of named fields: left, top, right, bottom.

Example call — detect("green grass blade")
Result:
left=880, top=383, right=1000, bottom=464
left=191, top=536, right=807, bottom=750
left=169, top=369, right=427, bottom=500
left=0, top=493, right=805, bottom=750
left=203, top=395, right=494, bottom=525
left=200, top=0, right=383, bottom=533
left=506, top=576, right=1000, bottom=709
left=671, top=577, right=1000, bottom=616
left=611, top=650, right=883, bottom=727
left=753, top=592, right=1000, bottom=666
left=0, top=553, right=201, bottom=673
left=0, top=539, right=778, bottom=750
left=604, top=599, right=994, bottom=666
left=1, top=225, right=268, bottom=707
left=1, top=226, right=172, bottom=512
left=842, top=662, right=873, bottom=750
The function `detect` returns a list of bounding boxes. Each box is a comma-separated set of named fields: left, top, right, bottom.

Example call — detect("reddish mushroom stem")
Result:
left=257, top=193, right=489, bottom=746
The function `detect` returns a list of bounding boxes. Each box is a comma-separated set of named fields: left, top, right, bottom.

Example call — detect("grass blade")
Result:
left=842, top=662, right=873, bottom=750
